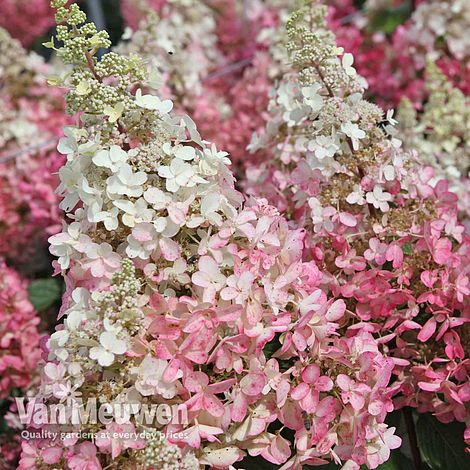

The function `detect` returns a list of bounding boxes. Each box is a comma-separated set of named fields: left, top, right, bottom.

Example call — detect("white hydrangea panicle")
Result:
left=246, top=0, right=406, bottom=226
left=398, top=61, right=470, bottom=219
left=410, top=0, right=470, bottom=61
left=118, top=0, right=223, bottom=100
left=51, top=10, right=242, bottom=286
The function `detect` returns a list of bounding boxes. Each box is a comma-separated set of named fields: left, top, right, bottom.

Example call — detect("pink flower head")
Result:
left=291, top=364, right=333, bottom=413
left=69, top=442, right=102, bottom=470
left=96, top=422, right=145, bottom=459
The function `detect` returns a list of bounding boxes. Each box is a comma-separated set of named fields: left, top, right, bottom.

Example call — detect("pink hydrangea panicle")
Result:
left=0, top=28, right=66, bottom=261
left=26, top=2, right=395, bottom=468
left=0, top=262, right=42, bottom=469
left=0, top=261, right=41, bottom=397
left=245, top=1, right=470, bottom=460
left=0, top=0, right=54, bottom=46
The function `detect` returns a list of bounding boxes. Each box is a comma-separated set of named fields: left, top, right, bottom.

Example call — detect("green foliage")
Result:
left=235, top=456, right=279, bottom=469
left=28, top=278, right=62, bottom=311
left=311, top=452, right=413, bottom=470
left=401, top=241, right=413, bottom=255
left=263, top=333, right=282, bottom=359
left=416, top=414, right=469, bottom=470
left=374, top=451, right=414, bottom=470
left=0, top=398, right=9, bottom=433
left=368, top=2, right=413, bottom=35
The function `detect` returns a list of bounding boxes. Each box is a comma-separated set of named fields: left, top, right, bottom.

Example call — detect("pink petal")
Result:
left=301, top=364, right=320, bottom=384
left=326, top=299, right=346, bottom=321
left=316, top=376, right=333, bottom=391
left=270, top=434, right=291, bottom=464
left=417, top=317, right=437, bottom=342
left=418, top=381, right=441, bottom=392
left=240, top=373, right=266, bottom=396
left=336, top=374, right=351, bottom=391
left=159, top=238, right=181, bottom=261
left=339, top=212, right=357, bottom=227
left=203, top=395, right=224, bottom=418
left=42, top=447, right=62, bottom=464
left=291, top=382, right=309, bottom=401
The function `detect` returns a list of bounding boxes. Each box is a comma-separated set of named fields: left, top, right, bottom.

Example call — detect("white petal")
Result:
left=175, top=146, right=196, bottom=161
left=157, top=99, right=173, bottom=114
left=98, top=350, right=115, bottom=367
left=157, top=166, right=172, bottom=178
left=92, top=149, right=111, bottom=168
left=99, top=331, right=117, bottom=350
left=111, top=338, right=127, bottom=355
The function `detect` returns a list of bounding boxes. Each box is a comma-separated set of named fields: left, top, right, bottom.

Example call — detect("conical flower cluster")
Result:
left=14, top=1, right=469, bottom=469
left=19, top=2, right=400, bottom=469
left=0, top=27, right=65, bottom=261
left=246, top=0, right=470, bottom=454
left=398, top=62, right=470, bottom=220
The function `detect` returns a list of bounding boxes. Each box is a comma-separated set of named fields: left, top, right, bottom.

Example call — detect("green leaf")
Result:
left=263, top=333, right=282, bottom=359
left=368, top=3, right=412, bottom=35
left=375, top=451, right=414, bottom=469
left=416, top=414, right=469, bottom=470
left=308, top=452, right=413, bottom=470
left=237, top=456, right=279, bottom=469
left=309, top=463, right=340, bottom=469
left=401, top=242, right=413, bottom=256
left=385, top=409, right=415, bottom=461
left=28, top=278, right=62, bottom=311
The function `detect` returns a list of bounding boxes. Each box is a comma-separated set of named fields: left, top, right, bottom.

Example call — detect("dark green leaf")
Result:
left=308, top=463, right=340, bottom=469
left=236, top=456, right=279, bottom=469
left=385, top=409, right=415, bottom=461
left=416, top=414, right=469, bottom=470
left=368, top=3, right=412, bottom=35
left=28, top=278, right=62, bottom=311
left=402, top=242, right=413, bottom=256
left=263, top=333, right=282, bottom=359
left=308, top=451, right=413, bottom=470
left=375, top=450, right=414, bottom=469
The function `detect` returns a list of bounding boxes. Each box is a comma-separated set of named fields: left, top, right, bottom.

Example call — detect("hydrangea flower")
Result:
left=245, top=1, right=469, bottom=462
left=0, top=0, right=54, bottom=46
left=398, top=62, right=470, bottom=221
left=26, top=3, right=402, bottom=469
left=0, top=28, right=66, bottom=262
left=89, top=331, right=127, bottom=367
left=0, top=262, right=42, bottom=469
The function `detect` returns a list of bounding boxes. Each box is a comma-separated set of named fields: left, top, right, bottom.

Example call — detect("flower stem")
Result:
left=403, top=407, right=423, bottom=470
